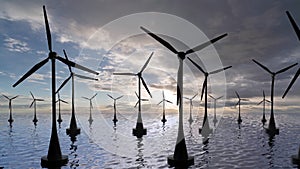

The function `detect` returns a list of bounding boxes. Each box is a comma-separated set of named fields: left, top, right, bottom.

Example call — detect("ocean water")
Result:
left=0, top=109, right=300, bottom=169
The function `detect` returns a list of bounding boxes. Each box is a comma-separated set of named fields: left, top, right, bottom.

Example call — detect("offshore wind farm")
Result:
left=0, top=1, right=300, bottom=168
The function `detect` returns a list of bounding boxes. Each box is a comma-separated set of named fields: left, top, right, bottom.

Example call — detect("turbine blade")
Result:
left=216, top=96, right=223, bottom=100
left=208, top=94, right=214, bottom=99
left=236, top=100, right=240, bottom=106
left=140, top=26, right=178, bottom=54
left=74, top=73, right=98, bottom=81
left=63, top=49, right=72, bottom=73
left=257, top=100, right=263, bottom=105
left=43, top=6, right=52, bottom=52
left=282, top=68, right=300, bottom=98
left=185, top=33, right=228, bottom=55
left=191, top=93, right=198, bottom=100
left=252, top=59, right=273, bottom=75
left=162, top=90, right=165, bottom=99
left=134, top=101, right=139, bottom=108
left=91, top=93, right=97, bottom=99
left=187, top=57, right=206, bottom=74
left=113, top=72, right=136, bottom=76
left=266, top=100, right=271, bottom=103
left=275, top=63, right=298, bottom=74
left=11, top=95, right=18, bottom=100
left=82, top=96, right=89, bottom=100
left=141, top=77, right=152, bottom=98
left=286, top=11, right=300, bottom=41
left=183, top=97, right=189, bottom=100
left=141, top=99, right=149, bottom=101
left=30, top=91, right=34, bottom=99
left=166, top=100, right=173, bottom=104
left=2, top=95, right=9, bottom=100
left=61, top=100, right=68, bottom=104
left=140, top=52, right=154, bottom=73
left=29, top=100, right=35, bottom=108
left=135, top=91, right=139, bottom=98
left=209, top=66, right=232, bottom=75
left=201, top=78, right=207, bottom=101
left=56, top=56, right=99, bottom=75
left=235, top=91, right=240, bottom=99
left=241, top=99, right=249, bottom=101
left=116, top=95, right=123, bottom=100
left=13, top=58, right=49, bottom=87
left=36, top=99, right=44, bottom=101
left=263, top=90, right=265, bottom=98
left=56, top=75, right=71, bottom=93
left=157, top=100, right=163, bottom=105
left=107, top=94, right=114, bottom=100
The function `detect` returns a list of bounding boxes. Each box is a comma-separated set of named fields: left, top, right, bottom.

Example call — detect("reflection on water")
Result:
left=0, top=111, right=300, bottom=168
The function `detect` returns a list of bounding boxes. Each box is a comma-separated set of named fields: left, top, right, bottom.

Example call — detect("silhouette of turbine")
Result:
left=257, top=90, right=271, bottom=126
left=56, top=92, right=68, bottom=125
left=184, top=93, right=197, bottom=124
left=208, top=94, right=223, bottom=127
left=188, top=57, right=231, bottom=133
left=285, top=10, right=300, bottom=165
left=113, top=52, right=153, bottom=138
left=56, top=50, right=98, bottom=136
left=235, top=91, right=248, bottom=124
left=29, top=91, right=44, bottom=126
left=2, top=95, right=18, bottom=125
left=141, top=26, right=227, bottom=167
left=82, top=93, right=97, bottom=124
left=158, top=90, right=173, bottom=124
left=12, top=5, right=98, bottom=167
left=107, top=94, right=123, bottom=125
left=252, top=59, right=297, bottom=135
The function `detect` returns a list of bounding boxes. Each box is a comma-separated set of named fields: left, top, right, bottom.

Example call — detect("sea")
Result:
left=0, top=109, right=300, bottom=169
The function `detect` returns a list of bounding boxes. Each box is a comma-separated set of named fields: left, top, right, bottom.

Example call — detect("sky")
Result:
left=0, top=0, right=299, bottom=116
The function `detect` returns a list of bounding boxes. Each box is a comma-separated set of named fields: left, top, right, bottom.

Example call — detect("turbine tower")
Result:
left=56, top=92, right=68, bottom=125
left=82, top=93, right=97, bottom=124
left=12, top=5, right=98, bottom=167
left=158, top=90, right=173, bottom=124
left=184, top=93, right=197, bottom=124
left=235, top=91, right=248, bottom=124
left=285, top=10, right=300, bottom=165
left=188, top=57, right=231, bottom=133
left=257, top=90, right=271, bottom=126
left=141, top=26, right=227, bottom=167
left=113, top=52, right=153, bottom=138
left=208, top=94, right=223, bottom=127
left=107, top=94, right=123, bottom=125
left=252, top=59, right=297, bottom=135
left=56, top=50, right=98, bottom=136
left=2, top=95, right=18, bottom=125
left=29, top=91, right=44, bottom=125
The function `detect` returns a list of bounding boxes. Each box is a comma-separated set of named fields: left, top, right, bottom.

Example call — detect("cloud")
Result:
left=4, top=37, right=31, bottom=52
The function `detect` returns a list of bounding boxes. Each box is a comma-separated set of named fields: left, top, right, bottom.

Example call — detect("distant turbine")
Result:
left=257, top=90, right=271, bottom=126
left=2, top=95, right=18, bottom=125
left=235, top=91, right=248, bottom=124
left=113, top=52, right=153, bottom=138
left=286, top=11, right=300, bottom=41
left=252, top=59, right=297, bottom=135
left=188, top=57, right=231, bottom=133
left=208, top=94, right=223, bottom=127
left=12, top=6, right=98, bottom=167
left=29, top=91, right=44, bottom=125
left=141, top=26, right=227, bottom=167
left=157, top=90, right=173, bottom=124
left=107, top=94, right=123, bottom=125
left=56, top=49, right=98, bottom=136
left=56, top=92, right=68, bottom=124
left=82, top=93, right=97, bottom=124
left=184, top=93, right=197, bottom=124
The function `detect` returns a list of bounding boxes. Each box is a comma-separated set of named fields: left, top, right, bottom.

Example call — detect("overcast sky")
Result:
left=0, top=0, right=299, bottom=115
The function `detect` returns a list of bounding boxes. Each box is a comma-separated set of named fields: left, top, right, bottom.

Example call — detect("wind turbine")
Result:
left=113, top=52, right=153, bottom=138
left=158, top=90, right=173, bottom=124
left=252, top=59, right=297, bottom=135
left=188, top=57, right=231, bottom=132
left=235, top=91, right=248, bottom=124
left=82, top=93, right=97, bottom=124
left=208, top=94, right=223, bottom=127
left=12, top=5, right=98, bottom=167
left=2, top=95, right=18, bottom=125
left=184, top=93, right=197, bottom=124
left=56, top=92, right=68, bottom=124
left=284, top=10, right=300, bottom=165
left=257, top=90, right=271, bottom=126
left=56, top=50, right=98, bottom=136
left=140, top=26, right=227, bottom=167
left=107, top=94, right=123, bottom=125
left=29, top=91, right=44, bottom=125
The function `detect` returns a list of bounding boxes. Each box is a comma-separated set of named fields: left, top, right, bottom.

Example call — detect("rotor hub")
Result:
left=49, top=52, right=57, bottom=59
left=178, top=52, right=186, bottom=60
